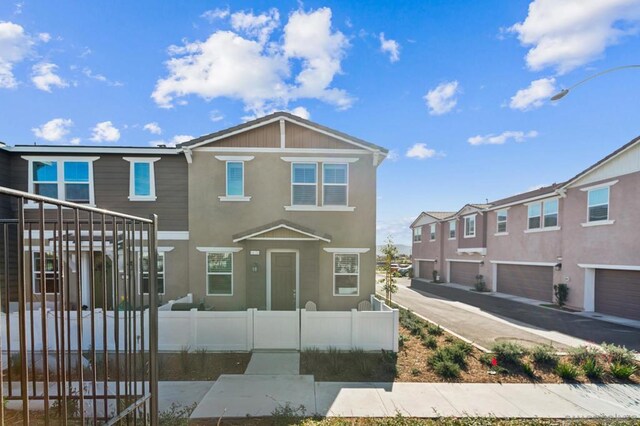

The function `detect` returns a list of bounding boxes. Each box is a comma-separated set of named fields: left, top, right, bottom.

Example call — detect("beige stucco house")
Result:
left=0, top=112, right=388, bottom=311
left=411, top=135, right=640, bottom=321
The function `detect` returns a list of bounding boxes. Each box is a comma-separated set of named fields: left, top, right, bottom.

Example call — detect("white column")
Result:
left=583, top=268, right=596, bottom=312
left=491, top=263, right=498, bottom=292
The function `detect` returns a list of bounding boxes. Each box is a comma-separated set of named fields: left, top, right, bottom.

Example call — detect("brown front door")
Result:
left=270, top=252, right=297, bottom=310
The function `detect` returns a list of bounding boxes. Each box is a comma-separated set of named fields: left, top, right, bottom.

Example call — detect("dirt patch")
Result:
left=158, top=351, right=251, bottom=381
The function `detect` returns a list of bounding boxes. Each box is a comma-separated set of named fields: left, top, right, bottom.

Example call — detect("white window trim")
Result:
left=585, top=186, right=610, bottom=224
left=494, top=232, right=509, bottom=236
left=429, top=223, right=436, bottom=241
left=322, top=163, right=349, bottom=207
left=323, top=247, right=370, bottom=253
left=291, top=162, right=318, bottom=207
left=284, top=205, right=355, bottom=212
left=463, top=215, right=476, bottom=238
left=139, top=251, right=166, bottom=295
left=216, top=156, right=255, bottom=202
left=496, top=209, right=508, bottom=234
left=32, top=251, right=60, bottom=295
left=581, top=219, right=615, bottom=227
left=456, top=248, right=487, bottom=255
left=333, top=253, right=359, bottom=297
left=448, top=220, right=456, bottom=240
left=524, top=226, right=561, bottom=234
left=24, top=156, right=99, bottom=206
left=281, top=156, right=359, bottom=163
left=413, top=227, right=422, bottom=243
left=205, top=251, right=234, bottom=296
left=123, top=157, right=160, bottom=201
left=197, top=247, right=243, bottom=253
left=526, top=198, right=559, bottom=231
left=490, top=260, right=556, bottom=267
left=578, top=179, right=619, bottom=192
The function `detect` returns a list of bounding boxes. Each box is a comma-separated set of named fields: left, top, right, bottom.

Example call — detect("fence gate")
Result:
left=0, top=186, right=159, bottom=425
left=252, top=310, right=300, bottom=350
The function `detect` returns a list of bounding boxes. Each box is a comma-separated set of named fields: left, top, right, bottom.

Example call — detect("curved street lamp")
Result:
left=550, top=64, right=640, bottom=101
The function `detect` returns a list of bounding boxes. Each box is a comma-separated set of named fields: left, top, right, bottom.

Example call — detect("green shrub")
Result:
left=583, top=358, right=604, bottom=380
left=422, top=335, right=438, bottom=350
left=432, top=360, right=461, bottom=379
left=428, top=345, right=469, bottom=369
left=398, top=334, right=408, bottom=350
left=521, top=362, right=535, bottom=379
left=411, top=368, right=421, bottom=376
left=531, top=344, right=559, bottom=366
left=452, top=340, right=474, bottom=355
left=569, top=346, right=601, bottom=366
left=555, top=362, right=580, bottom=380
left=610, top=362, right=637, bottom=380
left=553, top=283, right=569, bottom=307
left=479, top=353, right=494, bottom=367
left=426, top=323, right=444, bottom=336
left=601, top=343, right=637, bottom=366
left=492, top=342, right=528, bottom=365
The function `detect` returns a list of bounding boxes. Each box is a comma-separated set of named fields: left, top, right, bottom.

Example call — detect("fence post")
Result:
left=392, top=309, right=400, bottom=352
left=247, top=309, right=255, bottom=351
left=148, top=213, right=159, bottom=426
left=189, top=308, right=198, bottom=349
left=351, top=309, right=358, bottom=349
left=300, top=309, right=306, bottom=350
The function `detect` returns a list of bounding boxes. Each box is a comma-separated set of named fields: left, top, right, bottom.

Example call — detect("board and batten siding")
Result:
left=285, top=122, right=357, bottom=150
left=213, top=121, right=280, bottom=148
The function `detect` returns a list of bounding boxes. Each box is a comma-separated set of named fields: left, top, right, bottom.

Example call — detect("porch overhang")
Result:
left=232, top=220, right=332, bottom=243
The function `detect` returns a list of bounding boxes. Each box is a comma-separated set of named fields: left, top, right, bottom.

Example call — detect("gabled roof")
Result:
left=488, top=184, right=561, bottom=209
left=410, top=211, right=456, bottom=227
left=177, top=111, right=388, bottom=154
left=452, top=203, right=491, bottom=217
left=232, top=219, right=332, bottom=243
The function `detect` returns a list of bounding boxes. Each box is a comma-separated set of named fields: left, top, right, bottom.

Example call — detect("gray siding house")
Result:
left=0, top=112, right=388, bottom=311
left=411, top=135, right=640, bottom=321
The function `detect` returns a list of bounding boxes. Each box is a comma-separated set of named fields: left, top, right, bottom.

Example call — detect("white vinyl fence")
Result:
left=1, top=297, right=399, bottom=353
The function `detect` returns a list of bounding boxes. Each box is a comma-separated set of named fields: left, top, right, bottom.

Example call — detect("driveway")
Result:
left=378, top=277, right=585, bottom=351
left=408, top=278, right=640, bottom=351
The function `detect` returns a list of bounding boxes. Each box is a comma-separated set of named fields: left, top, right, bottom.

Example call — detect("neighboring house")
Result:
left=0, top=112, right=388, bottom=311
left=411, top=135, right=640, bottom=321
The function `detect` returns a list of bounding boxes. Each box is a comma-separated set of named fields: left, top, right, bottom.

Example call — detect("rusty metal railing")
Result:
left=0, top=186, right=159, bottom=425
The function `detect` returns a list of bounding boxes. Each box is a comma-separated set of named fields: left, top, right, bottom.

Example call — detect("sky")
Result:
left=1, top=0, right=640, bottom=245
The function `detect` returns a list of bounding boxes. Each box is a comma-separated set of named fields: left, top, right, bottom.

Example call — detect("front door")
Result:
left=269, top=251, right=297, bottom=310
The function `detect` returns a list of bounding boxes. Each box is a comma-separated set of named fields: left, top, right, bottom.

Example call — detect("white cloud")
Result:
left=376, top=217, right=414, bottom=246
left=379, top=33, right=400, bottom=62
left=82, top=67, right=123, bottom=86
left=0, top=21, right=34, bottom=88
left=143, top=122, right=162, bottom=135
left=424, top=81, right=460, bottom=115
left=287, top=106, right=310, bottom=120
left=32, top=118, right=73, bottom=142
left=149, top=134, right=194, bottom=147
left=90, top=121, right=120, bottom=142
left=210, top=110, right=224, bottom=122
left=31, top=62, right=68, bottom=92
left=38, top=32, right=51, bottom=43
left=527, top=183, right=549, bottom=191
left=386, top=150, right=399, bottom=162
left=241, top=105, right=311, bottom=122
left=468, top=130, right=538, bottom=146
left=152, top=7, right=352, bottom=117
left=406, top=143, right=439, bottom=159
left=201, top=8, right=229, bottom=22
left=509, top=77, right=556, bottom=110
left=510, top=0, right=640, bottom=74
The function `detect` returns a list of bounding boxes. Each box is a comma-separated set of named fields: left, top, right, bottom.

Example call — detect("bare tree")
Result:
left=378, top=235, right=398, bottom=304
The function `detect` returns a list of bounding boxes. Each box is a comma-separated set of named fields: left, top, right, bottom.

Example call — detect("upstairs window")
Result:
left=33, top=252, right=59, bottom=294
left=292, top=163, right=317, bottom=205
left=464, top=215, right=476, bottom=238
left=413, top=226, right=422, bottom=242
left=588, top=187, right=609, bottom=222
left=226, top=162, right=244, bottom=197
left=334, top=253, right=359, bottom=296
left=323, top=163, right=348, bottom=206
left=449, top=220, right=456, bottom=239
left=124, top=157, right=159, bottom=201
left=528, top=199, right=558, bottom=230
left=543, top=199, right=558, bottom=227
left=527, top=203, right=541, bottom=229
left=28, top=158, right=96, bottom=204
left=496, top=209, right=508, bottom=233
left=429, top=223, right=436, bottom=241
left=140, top=252, right=165, bottom=295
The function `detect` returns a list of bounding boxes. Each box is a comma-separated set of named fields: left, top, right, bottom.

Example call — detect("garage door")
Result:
left=418, top=261, right=434, bottom=280
left=497, top=264, right=553, bottom=302
left=595, top=269, right=640, bottom=321
left=449, top=262, right=479, bottom=286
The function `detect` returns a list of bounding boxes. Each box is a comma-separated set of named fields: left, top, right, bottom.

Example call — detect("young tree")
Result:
left=378, top=235, right=399, bottom=304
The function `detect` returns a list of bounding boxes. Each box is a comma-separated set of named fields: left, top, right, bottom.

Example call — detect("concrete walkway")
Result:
left=187, top=379, right=640, bottom=419
left=410, top=278, right=640, bottom=351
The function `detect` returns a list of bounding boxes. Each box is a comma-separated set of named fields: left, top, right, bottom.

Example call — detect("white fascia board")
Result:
left=214, top=155, right=255, bottom=161
left=490, top=260, right=556, bottom=267
left=323, top=248, right=370, bottom=253
left=456, top=248, right=487, bottom=255
left=488, top=192, right=559, bottom=211
left=577, top=263, right=640, bottom=271
left=445, top=258, right=483, bottom=264
left=17, top=147, right=177, bottom=155
left=281, top=156, right=359, bottom=163
left=196, top=247, right=243, bottom=253
left=578, top=180, right=619, bottom=192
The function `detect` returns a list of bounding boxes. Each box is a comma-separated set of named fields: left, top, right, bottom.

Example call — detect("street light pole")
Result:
left=550, top=64, right=640, bottom=101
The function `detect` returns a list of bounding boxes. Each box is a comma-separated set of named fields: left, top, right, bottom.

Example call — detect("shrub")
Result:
left=569, top=346, right=601, bottom=366
left=555, top=362, right=580, bottom=380
left=522, top=362, right=535, bottom=379
left=327, top=347, right=342, bottom=374
left=411, top=368, right=421, bottom=376
left=453, top=340, right=474, bottom=355
left=492, top=342, right=528, bottom=365
left=479, top=353, right=494, bottom=367
left=531, top=345, right=559, bottom=366
left=179, top=346, right=191, bottom=374
left=426, top=323, right=444, bottom=336
left=610, top=362, right=637, bottom=380
left=432, top=270, right=439, bottom=282
left=583, top=358, right=604, bottom=380
left=422, top=335, right=438, bottom=350
left=553, top=283, right=569, bottom=307
left=432, top=360, right=461, bottom=379
left=398, top=334, right=409, bottom=350
left=601, top=343, right=637, bottom=366
left=428, top=345, right=469, bottom=369
left=474, top=274, right=487, bottom=292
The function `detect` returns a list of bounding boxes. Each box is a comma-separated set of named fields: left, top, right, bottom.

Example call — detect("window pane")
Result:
left=497, top=222, right=507, bottom=233
left=544, top=214, right=558, bottom=227
left=292, top=164, right=316, bottom=183
left=528, top=203, right=541, bottom=218
left=324, top=185, right=346, bottom=205
left=497, top=210, right=507, bottom=222
left=35, top=183, right=58, bottom=198
left=65, top=183, right=90, bottom=203
left=33, top=161, right=57, bottom=181
left=64, top=162, right=89, bottom=182
left=134, top=162, right=151, bottom=196
left=528, top=216, right=541, bottom=229
left=323, top=164, right=347, bottom=184
left=208, top=275, right=232, bottom=295
left=588, top=188, right=608, bottom=206
left=207, top=252, right=232, bottom=273
left=335, top=275, right=358, bottom=295
left=544, top=200, right=558, bottom=215
left=227, top=162, right=243, bottom=196
left=589, top=205, right=608, bottom=222
left=335, top=254, right=358, bottom=274
left=293, top=185, right=316, bottom=205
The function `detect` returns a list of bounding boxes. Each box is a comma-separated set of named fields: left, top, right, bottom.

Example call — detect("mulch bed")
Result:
left=158, top=352, right=251, bottom=381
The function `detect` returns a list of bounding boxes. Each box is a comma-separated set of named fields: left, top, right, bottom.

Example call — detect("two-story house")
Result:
left=0, top=112, right=388, bottom=312
left=411, top=135, right=640, bottom=321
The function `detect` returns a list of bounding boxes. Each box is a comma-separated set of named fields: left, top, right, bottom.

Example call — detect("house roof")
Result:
left=232, top=219, right=332, bottom=243
left=488, top=184, right=561, bottom=208
left=452, top=203, right=492, bottom=217
left=177, top=111, right=388, bottom=154
left=410, top=211, right=456, bottom=227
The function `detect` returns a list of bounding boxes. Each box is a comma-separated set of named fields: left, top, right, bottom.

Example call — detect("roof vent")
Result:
left=156, top=144, right=167, bottom=148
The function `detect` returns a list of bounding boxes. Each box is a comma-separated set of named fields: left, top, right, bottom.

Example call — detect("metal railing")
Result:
left=0, top=186, right=159, bottom=425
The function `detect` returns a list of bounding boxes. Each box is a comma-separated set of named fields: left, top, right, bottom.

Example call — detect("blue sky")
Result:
left=1, top=1, right=639, bottom=245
